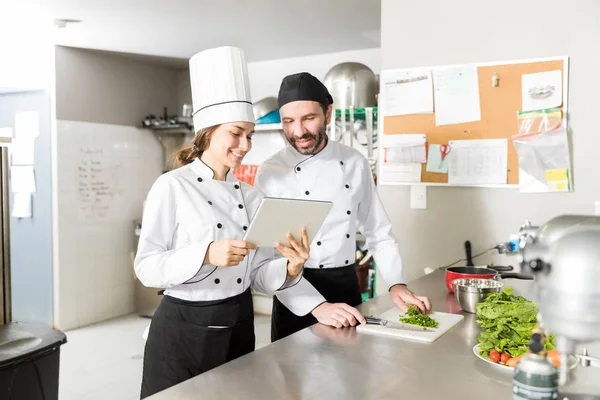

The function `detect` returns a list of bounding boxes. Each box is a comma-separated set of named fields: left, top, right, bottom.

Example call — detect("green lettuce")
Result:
left=476, top=287, right=555, bottom=358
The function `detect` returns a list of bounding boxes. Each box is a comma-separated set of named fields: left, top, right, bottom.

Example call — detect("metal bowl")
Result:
left=452, top=278, right=504, bottom=314
left=253, top=97, right=278, bottom=120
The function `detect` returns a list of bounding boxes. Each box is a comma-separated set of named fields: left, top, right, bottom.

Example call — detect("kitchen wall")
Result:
left=54, top=46, right=168, bottom=330
left=176, top=47, right=381, bottom=106
left=378, top=0, right=600, bottom=290
left=55, top=46, right=180, bottom=126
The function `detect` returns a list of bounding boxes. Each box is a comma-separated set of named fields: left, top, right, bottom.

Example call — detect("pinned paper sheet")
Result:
left=15, top=111, right=40, bottom=138
left=448, top=139, right=508, bottom=185
left=521, top=70, right=562, bottom=112
left=382, top=134, right=427, bottom=164
left=433, top=66, right=481, bottom=126
left=426, top=144, right=451, bottom=173
left=381, top=69, right=433, bottom=116
left=10, top=137, right=35, bottom=165
left=12, top=192, right=32, bottom=218
left=11, top=165, right=36, bottom=193
left=380, top=163, right=422, bottom=183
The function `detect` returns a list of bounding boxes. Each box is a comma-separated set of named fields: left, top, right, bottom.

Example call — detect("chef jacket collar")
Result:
left=288, top=136, right=334, bottom=167
left=190, top=157, right=239, bottom=183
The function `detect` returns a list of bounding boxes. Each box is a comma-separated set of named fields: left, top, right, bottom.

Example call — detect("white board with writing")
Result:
left=77, top=146, right=121, bottom=221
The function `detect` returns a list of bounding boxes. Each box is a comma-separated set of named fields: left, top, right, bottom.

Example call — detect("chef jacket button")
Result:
left=238, top=204, right=244, bottom=209
left=345, top=184, right=350, bottom=189
left=346, top=234, right=350, bottom=239
left=243, top=225, right=247, bottom=231
left=305, top=191, right=310, bottom=195
left=319, top=264, right=324, bottom=268
left=346, top=210, right=351, bottom=215
left=317, top=241, right=321, bottom=246
left=197, top=177, right=203, bottom=182
left=217, top=223, right=223, bottom=229
left=340, top=161, right=344, bottom=165
left=208, top=200, right=213, bottom=205
left=296, top=167, right=301, bottom=172
left=234, top=184, right=240, bottom=189
left=215, top=278, right=220, bottom=284
left=237, top=278, right=242, bottom=284
left=345, top=260, right=349, bottom=265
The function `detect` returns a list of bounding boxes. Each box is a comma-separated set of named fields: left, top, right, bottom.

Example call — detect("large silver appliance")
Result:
left=0, top=146, right=10, bottom=325
left=505, top=215, right=600, bottom=395
left=323, top=62, right=379, bottom=173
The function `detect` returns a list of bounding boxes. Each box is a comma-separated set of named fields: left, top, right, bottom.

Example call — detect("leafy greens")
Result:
left=476, top=287, right=554, bottom=358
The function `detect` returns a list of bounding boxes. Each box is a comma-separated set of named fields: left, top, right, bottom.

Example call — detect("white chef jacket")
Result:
left=134, top=158, right=301, bottom=302
left=254, top=140, right=405, bottom=316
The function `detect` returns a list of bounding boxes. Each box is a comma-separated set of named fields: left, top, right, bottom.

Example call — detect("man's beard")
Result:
left=288, top=123, right=327, bottom=155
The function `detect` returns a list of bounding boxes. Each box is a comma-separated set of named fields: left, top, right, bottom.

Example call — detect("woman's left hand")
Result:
left=276, top=227, right=310, bottom=277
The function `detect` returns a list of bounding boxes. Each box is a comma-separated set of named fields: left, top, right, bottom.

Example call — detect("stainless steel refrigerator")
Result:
left=0, top=146, right=10, bottom=326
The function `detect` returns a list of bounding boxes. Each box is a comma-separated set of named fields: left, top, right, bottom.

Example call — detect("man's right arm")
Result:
left=277, top=279, right=366, bottom=327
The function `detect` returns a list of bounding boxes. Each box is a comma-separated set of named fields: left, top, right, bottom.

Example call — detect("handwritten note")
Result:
left=78, top=146, right=119, bottom=220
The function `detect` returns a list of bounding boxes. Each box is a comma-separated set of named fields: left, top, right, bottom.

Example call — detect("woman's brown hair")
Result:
left=175, top=125, right=219, bottom=168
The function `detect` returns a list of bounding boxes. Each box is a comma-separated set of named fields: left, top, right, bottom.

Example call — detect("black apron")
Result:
left=271, top=264, right=362, bottom=342
left=140, top=288, right=254, bottom=399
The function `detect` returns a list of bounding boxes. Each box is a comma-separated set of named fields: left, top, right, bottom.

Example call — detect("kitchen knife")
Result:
left=364, top=316, right=433, bottom=332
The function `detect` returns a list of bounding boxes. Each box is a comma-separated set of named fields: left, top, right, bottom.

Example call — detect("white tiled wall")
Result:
left=55, top=120, right=162, bottom=330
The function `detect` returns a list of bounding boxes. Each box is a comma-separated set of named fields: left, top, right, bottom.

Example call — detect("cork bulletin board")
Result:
left=378, top=57, right=569, bottom=187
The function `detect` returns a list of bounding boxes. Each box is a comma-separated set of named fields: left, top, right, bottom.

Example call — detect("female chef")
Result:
left=135, top=46, right=309, bottom=398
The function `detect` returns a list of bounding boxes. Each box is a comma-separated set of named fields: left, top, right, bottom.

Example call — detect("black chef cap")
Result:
left=277, top=72, right=333, bottom=109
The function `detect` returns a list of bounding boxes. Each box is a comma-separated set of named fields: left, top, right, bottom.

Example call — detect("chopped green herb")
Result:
left=399, top=306, right=439, bottom=329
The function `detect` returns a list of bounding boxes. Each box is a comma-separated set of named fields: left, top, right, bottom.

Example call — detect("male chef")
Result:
left=254, top=72, right=432, bottom=341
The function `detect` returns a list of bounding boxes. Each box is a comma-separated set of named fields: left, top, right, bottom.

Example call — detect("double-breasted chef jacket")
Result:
left=254, top=139, right=405, bottom=316
left=135, top=158, right=302, bottom=301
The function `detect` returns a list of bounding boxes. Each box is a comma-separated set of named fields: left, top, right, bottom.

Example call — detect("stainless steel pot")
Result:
left=323, top=62, right=378, bottom=109
left=253, top=97, right=278, bottom=119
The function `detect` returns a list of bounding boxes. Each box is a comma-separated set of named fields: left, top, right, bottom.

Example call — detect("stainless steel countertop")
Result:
left=149, top=270, right=600, bottom=400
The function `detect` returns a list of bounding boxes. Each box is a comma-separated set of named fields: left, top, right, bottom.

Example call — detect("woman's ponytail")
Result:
left=174, top=125, right=219, bottom=168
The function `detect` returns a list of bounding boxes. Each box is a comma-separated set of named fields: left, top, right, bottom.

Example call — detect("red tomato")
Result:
left=501, top=353, right=510, bottom=364
left=490, top=351, right=500, bottom=363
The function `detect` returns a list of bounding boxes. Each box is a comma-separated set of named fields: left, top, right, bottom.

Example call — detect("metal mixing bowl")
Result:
left=452, top=278, right=504, bottom=313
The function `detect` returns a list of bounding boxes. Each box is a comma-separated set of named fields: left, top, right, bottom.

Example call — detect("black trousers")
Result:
left=141, top=288, right=255, bottom=399
left=271, top=264, right=362, bottom=342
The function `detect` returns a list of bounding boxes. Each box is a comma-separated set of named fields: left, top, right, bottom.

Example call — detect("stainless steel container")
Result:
left=323, top=62, right=378, bottom=109
left=452, top=278, right=504, bottom=313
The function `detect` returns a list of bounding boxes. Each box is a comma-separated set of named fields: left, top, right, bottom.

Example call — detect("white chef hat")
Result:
left=189, top=46, right=255, bottom=132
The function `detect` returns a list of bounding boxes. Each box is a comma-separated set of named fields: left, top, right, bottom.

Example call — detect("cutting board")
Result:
left=356, top=307, right=464, bottom=343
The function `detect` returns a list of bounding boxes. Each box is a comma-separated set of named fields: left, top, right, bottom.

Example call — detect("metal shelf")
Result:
left=255, top=123, right=282, bottom=131
left=141, top=124, right=193, bottom=135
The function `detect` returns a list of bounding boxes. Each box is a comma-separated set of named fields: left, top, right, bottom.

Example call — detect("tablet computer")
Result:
left=243, top=197, right=333, bottom=248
